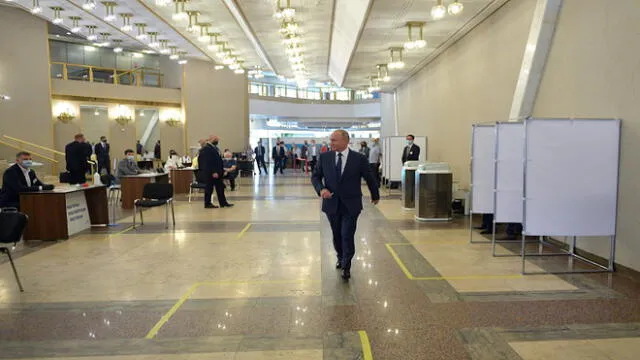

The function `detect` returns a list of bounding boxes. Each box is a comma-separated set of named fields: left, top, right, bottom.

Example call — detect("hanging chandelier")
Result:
left=403, top=22, right=427, bottom=50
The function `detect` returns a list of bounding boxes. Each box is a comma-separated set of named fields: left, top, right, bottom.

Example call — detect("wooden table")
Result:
left=120, top=173, right=169, bottom=209
left=20, top=185, right=109, bottom=241
left=170, top=168, right=195, bottom=194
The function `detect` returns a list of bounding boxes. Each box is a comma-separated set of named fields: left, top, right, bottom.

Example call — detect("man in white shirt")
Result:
left=368, top=138, right=382, bottom=187
left=309, top=139, right=319, bottom=171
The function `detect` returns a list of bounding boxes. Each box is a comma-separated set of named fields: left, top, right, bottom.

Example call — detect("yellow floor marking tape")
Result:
left=358, top=330, right=374, bottom=360
left=145, top=282, right=200, bottom=339
left=237, top=223, right=252, bottom=239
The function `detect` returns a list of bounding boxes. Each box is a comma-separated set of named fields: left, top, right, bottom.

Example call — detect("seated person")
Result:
left=164, top=149, right=184, bottom=171
left=222, top=151, right=238, bottom=191
left=0, top=151, right=53, bottom=209
left=116, top=149, right=141, bottom=181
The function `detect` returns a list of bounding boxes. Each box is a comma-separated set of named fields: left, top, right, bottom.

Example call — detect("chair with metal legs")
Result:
left=133, top=183, right=175, bottom=229
left=0, top=208, right=28, bottom=292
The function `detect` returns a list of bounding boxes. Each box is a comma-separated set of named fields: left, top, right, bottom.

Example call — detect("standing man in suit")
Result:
left=254, top=140, right=267, bottom=175
left=309, top=139, right=319, bottom=172
left=198, top=135, right=234, bottom=209
left=272, top=141, right=286, bottom=175
left=401, top=134, right=421, bottom=164
left=65, top=133, right=92, bottom=184
left=94, top=136, right=111, bottom=175
left=0, top=152, right=53, bottom=209
left=154, top=140, right=161, bottom=159
left=311, top=130, right=380, bottom=281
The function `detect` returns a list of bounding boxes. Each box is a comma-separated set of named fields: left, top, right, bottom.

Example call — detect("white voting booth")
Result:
left=470, top=118, right=620, bottom=274
left=469, top=124, right=496, bottom=244
left=382, top=136, right=427, bottom=187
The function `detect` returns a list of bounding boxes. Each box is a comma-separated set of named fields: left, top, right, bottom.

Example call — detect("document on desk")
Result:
left=66, top=191, right=91, bottom=236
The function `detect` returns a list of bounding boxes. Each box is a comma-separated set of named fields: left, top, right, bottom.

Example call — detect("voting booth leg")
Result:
left=171, top=200, right=176, bottom=227
left=1, top=248, right=24, bottom=292
left=165, top=203, right=169, bottom=229
left=521, top=236, right=614, bottom=275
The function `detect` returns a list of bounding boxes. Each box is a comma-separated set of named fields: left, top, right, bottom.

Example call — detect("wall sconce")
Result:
left=53, top=102, right=76, bottom=123
left=57, top=112, right=76, bottom=124
left=165, top=119, right=182, bottom=127
left=0, top=94, right=10, bottom=101
left=161, top=109, right=183, bottom=127
left=113, top=105, right=133, bottom=126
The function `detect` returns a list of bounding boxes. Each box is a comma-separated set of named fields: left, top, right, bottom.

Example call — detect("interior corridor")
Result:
left=1, top=175, right=640, bottom=359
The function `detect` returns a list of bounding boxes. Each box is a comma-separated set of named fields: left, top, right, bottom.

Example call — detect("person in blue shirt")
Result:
left=222, top=150, right=238, bottom=191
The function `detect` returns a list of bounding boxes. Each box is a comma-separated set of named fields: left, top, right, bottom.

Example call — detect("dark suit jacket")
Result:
left=0, top=164, right=45, bottom=208
left=94, top=142, right=110, bottom=163
left=197, top=144, right=223, bottom=183
left=402, top=144, right=420, bottom=163
left=311, top=150, right=380, bottom=216
left=65, top=141, right=92, bottom=172
left=254, top=146, right=266, bottom=161
left=272, top=146, right=285, bottom=160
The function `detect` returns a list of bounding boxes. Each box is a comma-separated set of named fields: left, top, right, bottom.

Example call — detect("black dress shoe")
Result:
left=336, top=261, right=342, bottom=269
left=205, top=204, right=219, bottom=209
left=480, top=230, right=493, bottom=235
left=341, top=269, right=351, bottom=281
left=220, top=203, right=234, bottom=208
left=473, top=226, right=486, bottom=230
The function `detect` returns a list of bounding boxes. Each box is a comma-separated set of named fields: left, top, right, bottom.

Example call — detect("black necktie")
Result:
left=336, top=153, right=343, bottom=178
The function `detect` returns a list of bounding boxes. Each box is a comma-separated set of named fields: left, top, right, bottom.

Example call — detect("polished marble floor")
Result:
left=1, top=172, right=640, bottom=359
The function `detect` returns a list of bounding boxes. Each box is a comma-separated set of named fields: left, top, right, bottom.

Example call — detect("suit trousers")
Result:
left=256, top=157, right=267, bottom=174
left=69, top=170, right=87, bottom=184
left=97, top=160, right=110, bottom=175
left=326, top=200, right=359, bottom=270
left=369, top=163, right=380, bottom=187
left=204, top=178, right=229, bottom=206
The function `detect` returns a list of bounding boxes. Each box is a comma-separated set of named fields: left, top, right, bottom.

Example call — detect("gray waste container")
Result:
left=415, top=163, right=453, bottom=221
left=401, top=161, right=422, bottom=210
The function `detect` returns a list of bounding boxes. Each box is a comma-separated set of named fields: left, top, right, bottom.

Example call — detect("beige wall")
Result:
left=51, top=79, right=181, bottom=105
left=0, top=7, right=53, bottom=169
left=182, top=60, right=249, bottom=152
left=532, top=0, right=640, bottom=270
left=395, top=0, right=536, bottom=189
left=108, top=104, right=137, bottom=162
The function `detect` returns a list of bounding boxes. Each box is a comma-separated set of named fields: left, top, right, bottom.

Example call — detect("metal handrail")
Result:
left=50, top=62, right=164, bottom=88
left=248, top=81, right=367, bottom=103
left=3, top=135, right=65, bottom=156
left=0, top=140, right=58, bottom=163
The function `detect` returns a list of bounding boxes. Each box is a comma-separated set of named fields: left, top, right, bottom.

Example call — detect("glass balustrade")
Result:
left=50, top=62, right=164, bottom=88
left=248, top=82, right=377, bottom=102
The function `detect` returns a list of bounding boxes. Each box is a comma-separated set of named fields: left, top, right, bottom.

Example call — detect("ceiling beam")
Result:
left=220, top=0, right=278, bottom=74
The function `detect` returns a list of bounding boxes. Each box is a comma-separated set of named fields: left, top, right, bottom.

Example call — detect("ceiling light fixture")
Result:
left=98, top=32, right=110, bottom=47
left=172, top=0, right=188, bottom=21
left=169, top=46, right=179, bottom=60
left=197, top=23, right=210, bottom=43
left=155, top=0, right=171, bottom=7
left=120, top=13, right=133, bottom=32
left=388, top=47, right=405, bottom=69
left=403, top=22, right=427, bottom=50
left=132, top=52, right=144, bottom=58
left=377, top=64, right=390, bottom=82
left=367, top=77, right=381, bottom=93
left=112, top=39, right=123, bottom=53
left=214, top=64, right=225, bottom=70
left=448, top=0, right=464, bottom=15
left=274, top=0, right=295, bottom=20
left=207, top=33, right=221, bottom=51
left=223, top=54, right=236, bottom=65
left=70, top=16, right=82, bottom=33
left=51, top=7, right=64, bottom=24
left=215, top=42, right=228, bottom=58
left=86, top=25, right=98, bottom=41
left=102, top=2, right=117, bottom=22
left=185, top=11, right=199, bottom=33
left=159, top=40, right=170, bottom=54
left=31, top=0, right=42, bottom=14
left=135, top=23, right=147, bottom=40
left=147, top=32, right=160, bottom=48
left=82, top=0, right=96, bottom=11
left=431, top=0, right=446, bottom=20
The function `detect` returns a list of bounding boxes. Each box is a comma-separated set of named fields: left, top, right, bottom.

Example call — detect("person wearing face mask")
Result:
left=164, top=149, right=184, bottom=171
left=369, top=138, right=382, bottom=187
left=272, top=141, right=286, bottom=175
left=198, top=135, right=234, bottom=208
left=222, top=151, right=238, bottom=191
left=94, top=136, right=111, bottom=175
left=401, top=134, right=421, bottom=164
left=65, top=133, right=92, bottom=184
left=116, top=149, right=141, bottom=181
left=0, top=152, right=53, bottom=209
left=359, top=141, right=370, bottom=159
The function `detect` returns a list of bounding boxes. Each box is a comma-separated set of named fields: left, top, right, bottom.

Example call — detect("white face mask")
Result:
left=407, top=140, right=413, bottom=146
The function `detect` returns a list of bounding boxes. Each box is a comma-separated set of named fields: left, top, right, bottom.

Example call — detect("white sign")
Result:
left=66, top=191, right=91, bottom=236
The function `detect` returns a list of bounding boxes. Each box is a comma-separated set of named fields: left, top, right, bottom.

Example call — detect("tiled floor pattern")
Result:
left=1, top=174, right=640, bottom=359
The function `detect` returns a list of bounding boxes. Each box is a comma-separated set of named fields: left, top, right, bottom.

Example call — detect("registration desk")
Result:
left=170, top=168, right=195, bottom=194
left=20, top=185, right=109, bottom=241
left=120, top=173, right=169, bottom=209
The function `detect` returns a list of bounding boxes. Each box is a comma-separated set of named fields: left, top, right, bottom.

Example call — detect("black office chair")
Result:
left=188, top=169, right=207, bottom=203
left=0, top=209, right=28, bottom=292
left=133, top=183, right=175, bottom=229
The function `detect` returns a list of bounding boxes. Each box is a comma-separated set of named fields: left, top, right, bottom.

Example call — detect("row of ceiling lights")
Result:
left=158, top=0, right=245, bottom=73
left=273, top=0, right=308, bottom=87
left=362, top=0, right=465, bottom=94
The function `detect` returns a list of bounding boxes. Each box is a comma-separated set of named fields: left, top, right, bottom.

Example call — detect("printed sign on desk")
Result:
left=66, top=191, right=91, bottom=236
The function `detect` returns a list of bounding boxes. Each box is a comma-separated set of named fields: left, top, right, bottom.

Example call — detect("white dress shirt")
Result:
left=335, top=147, right=349, bottom=175
left=20, top=166, right=31, bottom=186
left=369, top=144, right=381, bottom=164
left=310, top=144, right=318, bottom=156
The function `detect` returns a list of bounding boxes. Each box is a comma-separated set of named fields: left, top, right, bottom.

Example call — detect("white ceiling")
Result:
left=8, top=0, right=508, bottom=90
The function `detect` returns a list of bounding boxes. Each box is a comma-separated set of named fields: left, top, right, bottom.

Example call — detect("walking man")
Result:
left=311, top=130, right=380, bottom=281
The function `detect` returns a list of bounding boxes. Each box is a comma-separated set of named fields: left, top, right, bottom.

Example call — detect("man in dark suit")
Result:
left=0, top=152, right=52, bottom=209
left=311, top=130, right=380, bottom=281
left=65, top=133, right=92, bottom=184
left=254, top=140, right=267, bottom=175
left=272, top=141, right=286, bottom=175
left=94, top=136, right=111, bottom=175
left=154, top=140, right=161, bottom=159
left=401, top=134, right=421, bottom=164
left=198, top=135, right=233, bottom=209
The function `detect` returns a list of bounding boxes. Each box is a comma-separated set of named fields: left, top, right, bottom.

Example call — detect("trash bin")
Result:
left=401, top=161, right=422, bottom=210
left=415, top=163, right=453, bottom=221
